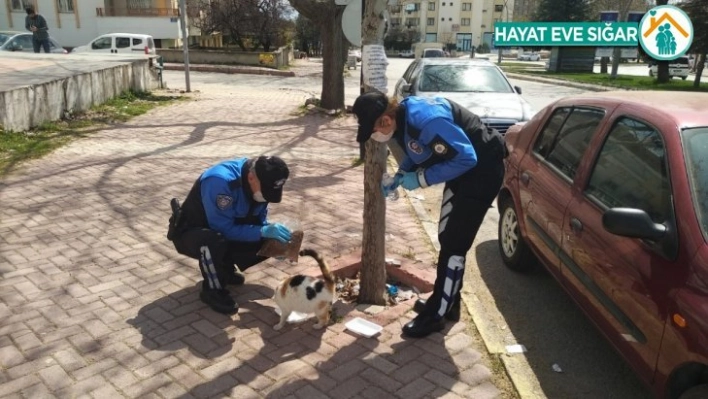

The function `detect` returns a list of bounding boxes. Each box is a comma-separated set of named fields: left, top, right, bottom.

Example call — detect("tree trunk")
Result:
left=694, top=53, right=706, bottom=88
left=656, top=0, right=670, bottom=83
left=359, top=141, right=388, bottom=305
left=319, top=6, right=346, bottom=110
left=358, top=0, right=389, bottom=306
left=600, top=57, right=608, bottom=74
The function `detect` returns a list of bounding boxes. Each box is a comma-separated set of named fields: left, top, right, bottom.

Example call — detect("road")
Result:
left=163, top=57, right=652, bottom=399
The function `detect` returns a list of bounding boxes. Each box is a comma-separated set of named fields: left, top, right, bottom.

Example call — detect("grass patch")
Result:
left=500, top=67, right=708, bottom=92
left=0, top=90, right=184, bottom=176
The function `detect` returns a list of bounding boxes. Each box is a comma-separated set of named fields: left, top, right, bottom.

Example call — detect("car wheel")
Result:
left=498, top=196, right=536, bottom=273
left=679, top=384, right=708, bottom=399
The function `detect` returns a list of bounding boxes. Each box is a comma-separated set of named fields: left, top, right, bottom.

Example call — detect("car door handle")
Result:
left=521, top=172, right=531, bottom=185
left=570, top=217, right=583, bottom=232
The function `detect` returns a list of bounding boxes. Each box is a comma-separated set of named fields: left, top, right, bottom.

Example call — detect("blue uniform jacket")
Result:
left=200, top=158, right=267, bottom=242
left=397, top=97, right=478, bottom=187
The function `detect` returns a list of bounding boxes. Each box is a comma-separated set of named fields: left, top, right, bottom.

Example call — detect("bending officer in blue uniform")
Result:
left=352, top=91, right=507, bottom=338
left=167, top=156, right=292, bottom=314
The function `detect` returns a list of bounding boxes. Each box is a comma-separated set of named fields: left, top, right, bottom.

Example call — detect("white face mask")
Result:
left=253, top=191, right=267, bottom=202
left=371, top=131, right=392, bottom=142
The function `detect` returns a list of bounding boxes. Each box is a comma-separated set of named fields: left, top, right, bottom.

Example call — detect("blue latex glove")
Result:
left=400, top=172, right=421, bottom=191
left=381, top=172, right=404, bottom=197
left=261, top=223, right=292, bottom=243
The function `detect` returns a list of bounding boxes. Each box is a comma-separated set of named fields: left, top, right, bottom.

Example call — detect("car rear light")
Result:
left=144, top=46, right=149, bottom=54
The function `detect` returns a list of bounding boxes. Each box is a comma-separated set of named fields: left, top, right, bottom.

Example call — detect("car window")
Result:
left=116, top=37, right=131, bottom=48
left=418, top=65, right=513, bottom=93
left=0, top=33, right=10, bottom=46
left=681, top=127, right=708, bottom=241
left=402, top=61, right=418, bottom=82
left=91, top=36, right=113, bottom=50
left=148, top=37, right=155, bottom=49
left=533, top=107, right=571, bottom=158
left=544, top=108, right=605, bottom=179
left=586, top=117, right=671, bottom=224
left=13, top=35, right=33, bottom=50
left=132, top=38, right=143, bottom=46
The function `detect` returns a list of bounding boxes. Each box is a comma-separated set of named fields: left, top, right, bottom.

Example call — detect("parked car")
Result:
left=422, top=48, right=445, bottom=58
left=399, top=49, right=415, bottom=58
left=348, top=48, right=361, bottom=62
left=649, top=56, right=689, bottom=80
left=517, top=52, right=541, bottom=61
left=0, top=31, right=66, bottom=54
left=498, top=91, right=708, bottom=399
left=393, top=58, right=535, bottom=134
left=71, top=33, right=156, bottom=55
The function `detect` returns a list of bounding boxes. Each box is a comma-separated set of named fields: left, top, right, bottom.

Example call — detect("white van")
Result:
left=648, top=56, right=690, bottom=80
left=71, top=33, right=156, bottom=55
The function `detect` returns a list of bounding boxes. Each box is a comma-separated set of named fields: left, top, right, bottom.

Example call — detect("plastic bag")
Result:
left=257, top=217, right=304, bottom=263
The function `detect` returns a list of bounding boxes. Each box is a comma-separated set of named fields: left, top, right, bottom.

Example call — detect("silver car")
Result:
left=0, top=31, right=67, bottom=54
left=394, top=59, right=536, bottom=134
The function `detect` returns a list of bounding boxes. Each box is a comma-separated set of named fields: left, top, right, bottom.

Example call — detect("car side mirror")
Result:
left=602, top=208, right=666, bottom=241
left=10, top=42, right=22, bottom=51
left=514, top=86, right=522, bottom=95
left=402, top=83, right=412, bottom=93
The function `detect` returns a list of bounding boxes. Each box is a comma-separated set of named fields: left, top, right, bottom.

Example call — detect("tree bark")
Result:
left=694, top=53, right=706, bottom=88
left=289, top=0, right=346, bottom=110
left=319, top=6, right=346, bottom=109
left=358, top=0, right=389, bottom=306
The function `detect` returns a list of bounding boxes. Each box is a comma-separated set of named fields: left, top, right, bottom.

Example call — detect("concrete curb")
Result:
left=505, top=72, right=624, bottom=92
left=162, top=64, right=296, bottom=77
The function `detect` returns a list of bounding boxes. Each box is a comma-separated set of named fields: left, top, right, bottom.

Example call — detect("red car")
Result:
left=497, top=91, right=708, bottom=399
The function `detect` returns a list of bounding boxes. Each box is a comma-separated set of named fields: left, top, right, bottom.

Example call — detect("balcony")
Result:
left=96, top=7, right=180, bottom=17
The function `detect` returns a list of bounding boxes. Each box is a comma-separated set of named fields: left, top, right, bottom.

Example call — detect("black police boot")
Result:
left=412, top=298, right=460, bottom=322
left=402, top=313, right=446, bottom=338
left=200, top=288, right=238, bottom=315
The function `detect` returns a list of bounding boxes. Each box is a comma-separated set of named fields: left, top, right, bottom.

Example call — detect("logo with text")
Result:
left=638, top=5, right=693, bottom=61
left=494, top=22, right=639, bottom=47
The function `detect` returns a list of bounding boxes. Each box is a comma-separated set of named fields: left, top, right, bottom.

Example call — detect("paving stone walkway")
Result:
left=0, top=61, right=503, bottom=398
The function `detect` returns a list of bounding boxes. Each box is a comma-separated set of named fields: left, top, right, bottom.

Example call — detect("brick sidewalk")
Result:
left=0, top=80, right=502, bottom=398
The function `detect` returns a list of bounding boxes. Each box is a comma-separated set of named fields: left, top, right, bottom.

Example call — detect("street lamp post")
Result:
left=496, top=0, right=509, bottom=64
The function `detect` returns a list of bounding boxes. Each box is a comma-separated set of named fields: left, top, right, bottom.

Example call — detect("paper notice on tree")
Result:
left=362, top=44, right=389, bottom=94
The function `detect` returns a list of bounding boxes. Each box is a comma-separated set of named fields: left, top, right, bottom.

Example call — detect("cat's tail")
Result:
left=299, top=248, right=335, bottom=285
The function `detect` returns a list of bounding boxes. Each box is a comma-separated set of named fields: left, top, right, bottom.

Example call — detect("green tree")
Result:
left=295, top=16, right=321, bottom=56
left=534, top=0, right=591, bottom=21
left=680, top=0, right=708, bottom=87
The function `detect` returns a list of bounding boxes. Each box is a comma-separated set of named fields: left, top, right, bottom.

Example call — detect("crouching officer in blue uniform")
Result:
left=167, top=156, right=293, bottom=315
left=352, top=91, right=507, bottom=338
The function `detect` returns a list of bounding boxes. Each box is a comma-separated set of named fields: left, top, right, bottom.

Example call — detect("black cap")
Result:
left=352, top=91, right=388, bottom=143
left=254, top=156, right=289, bottom=203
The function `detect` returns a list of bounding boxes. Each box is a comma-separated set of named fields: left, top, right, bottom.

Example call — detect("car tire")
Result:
left=679, top=384, right=708, bottom=399
left=498, top=196, right=536, bottom=273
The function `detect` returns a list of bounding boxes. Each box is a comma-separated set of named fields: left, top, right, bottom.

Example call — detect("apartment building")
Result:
left=1, top=0, right=198, bottom=48
left=387, top=0, right=514, bottom=51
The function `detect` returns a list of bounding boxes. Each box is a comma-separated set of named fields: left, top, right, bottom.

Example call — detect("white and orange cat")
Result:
left=273, top=248, right=335, bottom=330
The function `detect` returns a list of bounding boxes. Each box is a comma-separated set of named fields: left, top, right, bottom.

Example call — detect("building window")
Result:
left=449, top=17, right=452, bottom=21
left=428, top=2, right=435, bottom=10
left=461, top=18, right=470, bottom=26
left=450, top=2, right=453, bottom=5
left=390, top=5, right=402, bottom=13
left=56, top=0, right=74, bottom=13
left=441, top=17, right=444, bottom=21
left=495, top=4, right=504, bottom=12
left=462, top=2, right=472, bottom=11
left=390, top=17, right=401, bottom=25
left=442, top=2, right=446, bottom=5
left=427, top=17, right=435, bottom=26
left=128, top=0, right=152, bottom=8
left=11, top=0, right=32, bottom=10
left=405, top=18, right=419, bottom=26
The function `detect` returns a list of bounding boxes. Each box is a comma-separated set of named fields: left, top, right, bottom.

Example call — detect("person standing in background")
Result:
left=25, top=6, right=51, bottom=53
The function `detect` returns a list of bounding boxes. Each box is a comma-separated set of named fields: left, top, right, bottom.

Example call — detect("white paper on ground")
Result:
left=505, top=344, right=528, bottom=353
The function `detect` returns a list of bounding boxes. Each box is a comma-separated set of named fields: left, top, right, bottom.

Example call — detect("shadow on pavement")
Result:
left=473, top=239, right=650, bottom=399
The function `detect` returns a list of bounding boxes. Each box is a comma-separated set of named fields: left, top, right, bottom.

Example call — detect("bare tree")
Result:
left=289, top=0, right=347, bottom=110
left=191, top=0, right=291, bottom=51
left=358, top=0, right=390, bottom=306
